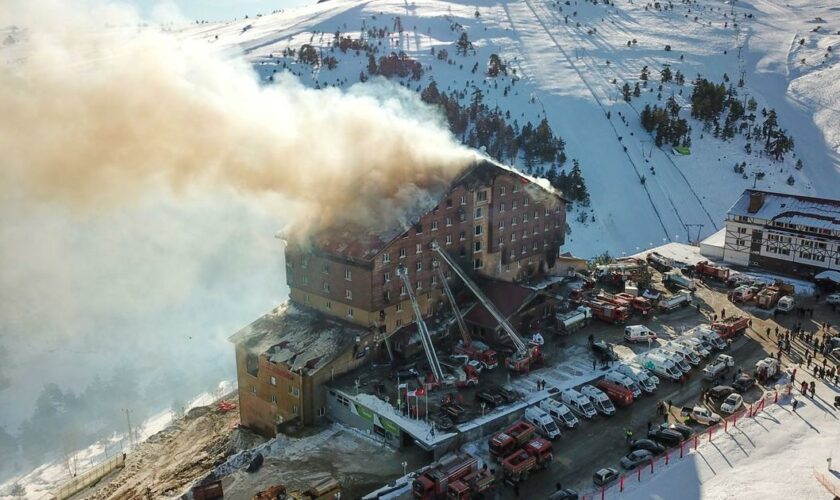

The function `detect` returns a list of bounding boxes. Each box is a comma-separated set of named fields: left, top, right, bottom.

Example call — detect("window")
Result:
left=522, top=230, right=528, bottom=239
left=474, top=241, right=482, bottom=253
left=347, top=307, right=354, bottom=318
left=473, top=258, right=483, bottom=269
left=511, top=232, right=517, bottom=241
left=416, top=243, right=422, bottom=254
left=250, top=385, right=256, bottom=394
left=322, top=282, right=331, bottom=292
left=534, top=210, right=539, bottom=219
left=271, top=394, right=277, bottom=405
left=533, top=241, right=538, bottom=250
left=318, top=407, right=326, bottom=417
left=500, top=203, right=506, bottom=213
left=396, top=302, right=404, bottom=312
left=384, top=271, right=391, bottom=283
left=474, top=207, right=483, bottom=219
left=477, top=190, right=488, bottom=202
left=521, top=246, right=527, bottom=254
left=498, top=237, right=504, bottom=246
left=431, top=220, right=439, bottom=231
left=512, top=200, right=518, bottom=210
left=395, top=318, right=403, bottom=327
left=512, top=216, right=518, bottom=226
left=545, top=208, right=550, bottom=216
left=460, top=195, right=466, bottom=205
left=399, top=247, right=406, bottom=259
left=293, top=405, right=299, bottom=415
left=415, top=223, right=423, bottom=234
left=544, top=224, right=549, bottom=232
left=344, top=269, right=352, bottom=281
left=270, top=376, right=277, bottom=386
left=459, top=211, right=466, bottom=222
left=303, top=294, right=310, bottom=304
left=524, top=198, right=529, bottom=206
left=416, top=279, right=422, bottom=290
left=459, top=231, right=466, bottom=241
left=400, top=285, right=407, bottom=296
left=292, top=387, right=300, bottom=397
left=475, top=225, right=483, bottom=236
left=322, top=264, right=330, bottom=275
left=383, top=253, right=391, bottom=263
left=384, top=290, right=391, bottom=301
left=431, top=274, right=437, bottom=285
left=446, top=198, right=453, bottom=208
left=446, top=234, right=453, bottom=245
left=533, top=227, right=539, bottom=235
left=416, top=261, right=423, bottom=272
left=523, top=213, right=529, bottom=222
left=345, top=289, right=352, bottom=300
left=737, top=227, right=747, bottom=234
left=499, top=186, right=507, bottom=196
left=326, top=301, right=332, bottom=310
left=301, top=274, right=309, bottom=285
left=499, top=220, right=505, bottom=230
left=446, top=216, right=452, bottom=227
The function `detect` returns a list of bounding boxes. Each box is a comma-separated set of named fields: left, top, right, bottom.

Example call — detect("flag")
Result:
left=397, top=383, right=407, bottom=391
left=407, top=389, right=416, bottom=398
left=415, top=386, right=426, bottom=397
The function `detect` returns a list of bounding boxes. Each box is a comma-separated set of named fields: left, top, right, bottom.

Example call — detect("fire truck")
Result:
left=584, top=298, right=631, bottom=325
left=695, top=261, right=730, bottom=281
left=412, top=453, right=494, bottom=500
left=488, top=421, right=537, bottom=460
left=599, top=292, right=653, bottom=317
left=500, top=438, right=554, bottom=483
left=712, top=316, right=750, bottom=339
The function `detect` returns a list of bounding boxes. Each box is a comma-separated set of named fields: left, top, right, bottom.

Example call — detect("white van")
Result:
left=776, top=295, right=794, bottom=313
left=656, top=347, right=692, bottom=372
left=676, top=337, right=709, bottom=358
left=664, top=342, right=701, bottom=365
left=637, top=353, right=683, bottom=382
left=560, top=389, right=597, bottom=419
left=616, top=364, right=656, bottom=393
left=605, top=371, right=642, bottom=398
left=524, top=406, right=562, bottom=440
left=686, top=325, right=727, bottom=351
left=579, top=384, right=616, bottom=416
left=539, top=398, right=579, bottom=428
left=624, top=325, right=657, bottom=343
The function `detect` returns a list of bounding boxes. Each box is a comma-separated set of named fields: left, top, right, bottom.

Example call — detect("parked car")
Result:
left=548, top=489, right=579, bottom=500
left=733, top=375, right=756, bottom=393
left=707, top=385, right=736, bottom=402
left=391, top=367, right=420, bottom=380
left=629, top=438, right=665, bottom=455
left=592, top=467, right=620, bottom=486
left=620, top=449, right=654, bottom=470
left=688, top=406, right=722, bottom=425
left=720, top=393, right=744, bottom=414
left=660, top=423, right=694, bottom=440
left=476, top=391, right=504, bottom=408
left=647, top=428, right=683, bottom=447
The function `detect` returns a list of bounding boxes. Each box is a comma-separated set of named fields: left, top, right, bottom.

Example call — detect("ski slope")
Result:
left=178, top=0, right=840, bottom=258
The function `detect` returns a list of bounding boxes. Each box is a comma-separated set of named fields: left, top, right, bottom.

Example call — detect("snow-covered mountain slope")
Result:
left=178, top=0, right=840, bottom=257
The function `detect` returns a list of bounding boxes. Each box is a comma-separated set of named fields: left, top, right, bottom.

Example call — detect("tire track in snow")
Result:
left=514, top=0, right=673, bottom=242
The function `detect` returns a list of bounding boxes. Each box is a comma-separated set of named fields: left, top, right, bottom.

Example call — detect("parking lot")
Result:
left=491, top=278, right=838, bottom=498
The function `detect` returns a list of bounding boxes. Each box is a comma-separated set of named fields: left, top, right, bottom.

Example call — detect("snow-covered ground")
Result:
left=615, top=383, right=840, bottom=500
left=177, top=0, right=840, bottom=258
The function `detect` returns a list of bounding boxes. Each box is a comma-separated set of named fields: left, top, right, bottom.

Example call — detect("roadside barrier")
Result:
left=578, top=390, right=779, bottom=500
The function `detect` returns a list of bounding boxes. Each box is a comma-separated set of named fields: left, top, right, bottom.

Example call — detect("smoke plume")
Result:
left=0, top=0, right=477, bottom=238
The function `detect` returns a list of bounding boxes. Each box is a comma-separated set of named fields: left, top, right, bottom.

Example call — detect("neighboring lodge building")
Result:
left=722, top=189, right=840, bottom=276
left=229, top=160, right=569, bottom=437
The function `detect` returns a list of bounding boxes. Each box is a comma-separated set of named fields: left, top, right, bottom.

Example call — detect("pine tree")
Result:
left=622, top=82, right=632, bottom=101
left=661, top=66, right=672, bottom=82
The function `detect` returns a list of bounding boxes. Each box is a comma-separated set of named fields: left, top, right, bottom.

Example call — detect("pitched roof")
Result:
left=728, top=189, right=840, bottom=231
left=463, top=279, right=536, bottom=330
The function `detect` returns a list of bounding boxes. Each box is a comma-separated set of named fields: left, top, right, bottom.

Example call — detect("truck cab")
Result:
left=560, top=388, right=598, bottom=419
left=539, top=398, right=579, bottom=428
left=524, top=406, right=562, bottom=440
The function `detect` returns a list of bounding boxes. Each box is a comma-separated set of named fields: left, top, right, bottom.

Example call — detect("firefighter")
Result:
left=625, top=429, right=634, bottom=443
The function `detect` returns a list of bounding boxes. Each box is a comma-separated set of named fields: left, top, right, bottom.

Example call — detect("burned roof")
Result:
left=728, top=189, right=840, bottom=232
left=228, top=302, right=370, bottom=375
left=307, top=159, right=565, bottom=262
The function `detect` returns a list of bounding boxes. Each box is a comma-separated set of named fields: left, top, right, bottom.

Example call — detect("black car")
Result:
left=620, top=449, right=654, bottom=470
left=732, top=375, right=756, bottom=393
left=391, top=367, right=420, bottom=380
left=476, top=391, right=504, bottom=408
left=592, top=467, right=620, bottom=486
left=629, top=438, right=665, bottom=455
left=647, top=428, right=683, bottom=447
left=660, top=422, right=694, bottom=440
left=707, top=385, right=736, bottom=401
left=591, top=340, right=619, bottom=362
left=548, top=488, right=579, bottom=500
